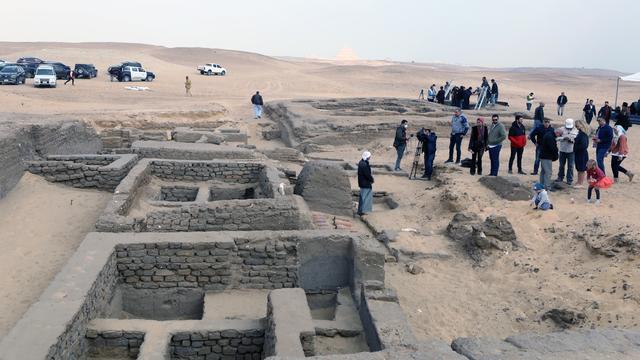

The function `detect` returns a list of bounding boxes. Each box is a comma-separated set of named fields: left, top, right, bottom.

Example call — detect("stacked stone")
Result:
left=86, top=330, right=144, bottom=359
left=115, top=240, right=300, bottom=291
left=160, top=186, right=199, bottom=202
left=131, top=140, right=258, bottom=160
left=100, top=128, right=143, bottom=149
left=170, top=329, right=264, bottom=360
left=144, top=198, right=303, bottom=232
left=149, top=161, right=262, bottom=184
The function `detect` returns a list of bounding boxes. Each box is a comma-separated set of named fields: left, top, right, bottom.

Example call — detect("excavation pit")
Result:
left=106, top=287, right=204, bottom=321
left=160, top=186, right=199, bottom=202
left=306, top=293, right=337, bottom=321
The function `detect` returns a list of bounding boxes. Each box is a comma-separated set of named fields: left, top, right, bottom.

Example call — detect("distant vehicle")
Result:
left=43, top=61, right=71, bottom=80
left=0, top=60, right=5, bottom=66
left=108, top=62, right=154, bottom=82
left=74, top=64, right=98, bottom=78
left=197, top=63, right=227, bottom=76
left=33, top=65, right=57, bottom=88
left=16, top=57, right=44, bottom=78
left=0, top=65, right=27, bottom=85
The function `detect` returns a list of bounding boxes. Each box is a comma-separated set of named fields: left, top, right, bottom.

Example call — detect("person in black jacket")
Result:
left=490, top=79, right=499, bottom=105
left=583, top=99, right=596, bottom=124
left=615, top=102, right=631, bottom=130
left=436, top=86, right=445, bottom=104
left=533, top=102, right=545, bottom=128
left=357, top=151, right=374, bottom=216
left=468, top=118, right=489, bottom=175
left=598, top=101, right=613, bottom=124
left=393, top=120, right=408, bottom=171
left=251, top=91, right=264, bottom=119
left=557, top=92, right=568, bottom=116
left=417, top=128, right=437, bottom=179
left=539, top=128, right=561, bottom=190
left=529, top=119, right=552, bottom=175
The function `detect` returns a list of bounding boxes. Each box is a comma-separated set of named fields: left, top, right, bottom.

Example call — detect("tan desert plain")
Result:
left=0, top=42, right=639, bottom=342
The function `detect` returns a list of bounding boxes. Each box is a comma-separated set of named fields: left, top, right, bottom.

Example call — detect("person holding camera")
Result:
left=417, top=128, right=438, bottom=180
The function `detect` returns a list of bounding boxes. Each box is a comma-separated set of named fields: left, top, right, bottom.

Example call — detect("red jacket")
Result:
left=587, top=166, right=605, bottom=182
left=508, top=121, right=527, bottom=149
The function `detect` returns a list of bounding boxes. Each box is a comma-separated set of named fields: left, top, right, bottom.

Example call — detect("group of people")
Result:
left=420, top=77, right=499, bottom=109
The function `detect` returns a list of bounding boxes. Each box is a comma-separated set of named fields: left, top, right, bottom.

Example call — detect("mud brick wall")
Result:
left=131, top=140, right=258, bottom=160
left=161, top=185, right=199, bottom=201
left=26, top=154, right=138, bottom=191
left=0, top=120, right=101, bottom=198
left=86, top=330, right=144, bottom=359
left=46, top=253, right=119, bottom=359
left=170, top=329, right=264, bottom=360
left=115, top=239, right=298, bottom=291
left=149, top=160, right=263, bottom=184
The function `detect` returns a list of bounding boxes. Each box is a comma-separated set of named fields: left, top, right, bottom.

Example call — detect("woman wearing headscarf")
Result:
left=573, top=119, right=590, bottom=188
left=609, top=125, right=634, bottom=182
left=468, top=117, right=488, bottom=175
left=357, top=151, right=375, bottom=215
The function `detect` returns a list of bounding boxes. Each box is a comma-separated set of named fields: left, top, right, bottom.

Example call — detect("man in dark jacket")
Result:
left=436, top=86, right=445, bottom=104
left=508, top=115, right=527, bottom=174
left=357, top=151, right=374, bottom=216
left=540, top=128, right=560, bottom=190
left=557, top=92, right=568, bottom=116
left=251, top=91, right=264, bottom=119
left=533, top=102, right=545, bottom=128
left=490, top=79, right=499, bottom=105
left=393, top=120, right=408, bottom=171
left=598, top=101, right=612, bottom=124
left=615, top=102, right=631, bottom=130
left=417, top=128, right=437, bottom=179
left=529, top=119, right=552, bottom=175
left=583, top=99, right=596, bottom=124
left=594, top=117, right=613, bottom=173
left=468, top=118, right=488, bottom=175
left=463, top=87, right=472, bottom=109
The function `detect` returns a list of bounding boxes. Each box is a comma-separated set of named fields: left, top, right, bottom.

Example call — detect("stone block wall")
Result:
left=170, top=329, right=265, bottom=360
left=161, top=185, right=199, bottom=202
left=149, top=160, right=264, bottom=185
left=131, top=140, right=259, bottom=161
left=86, top=330, right=144, bottom=359
left=114, top=239, right=298, bottom=291
left=26, top=154, right=138, bottom=191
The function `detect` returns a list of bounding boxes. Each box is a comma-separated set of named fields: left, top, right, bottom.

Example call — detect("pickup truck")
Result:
left=197, top=63, right=226, bottom=76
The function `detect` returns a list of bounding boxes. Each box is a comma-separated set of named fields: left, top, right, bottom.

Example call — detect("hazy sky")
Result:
left=3, top=0, right=639, bottom=72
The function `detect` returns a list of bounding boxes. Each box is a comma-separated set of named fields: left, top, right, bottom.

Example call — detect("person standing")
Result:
left=445, top=109, right=469, bottom=164
left=64, top=69, right=75, bottom=86
left=508, top=115, right=526, bottom=174
left=463, top=86, right=472, bottom=110
left=583, top=99, right=596, bottom=124
left=428, top=84, right=436, bottom=102
left=393, top=120, right=409, bottom=171
left=436, top=86, right=445, bottom=104
left=598, top=101, right=612, bottom=124
left=529, top=118, right=552, bottom=175
left=417, top=128, right=437, bottom=180
left=593, top=117, right=613, bottom=173
left=468, top=118, right=488, bottom=175
left=357, top=151, right=374, bottom=216
left=540, top=128, right=561, bottom=190
left=481, top=76, right=489, bottom=89
left=251, top=91, right=264, bottom=119
left=573, top=119, right=591, bottom=188
left=615, top=102, right=631, bottom=130
left=418, top=89, right=425, bottom=100
left=556, top=92, right=568, bottom=116
left=490, top=79, right=499, bottom=105
left=609, top=125, right=634, bottom=182
left=556, top=118, right=578, bottom=185
left=184, top=76, right=192, bottom=97
left=487, top=114, right=506, bottom=176
left=526, top=92, right=535, bottom=111
left=533, top=102, right=545, bottom=128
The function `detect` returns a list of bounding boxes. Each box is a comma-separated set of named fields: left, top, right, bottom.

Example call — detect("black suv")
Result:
left=108, top=61, right=155, bottom=82
left=44, top=62, right=71, bottom=80
left=74, top=64, right=98, bottom=78
left=16, top=57, right=44, bottom=78
left=0, top=65, right=27, bottom=85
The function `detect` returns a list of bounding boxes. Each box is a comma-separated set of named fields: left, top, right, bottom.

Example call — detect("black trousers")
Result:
left=509, top=147, right=523, bottom=172
left=471, top=150, right=484, bottom=175
left=611, top=156, right=628, bottom=178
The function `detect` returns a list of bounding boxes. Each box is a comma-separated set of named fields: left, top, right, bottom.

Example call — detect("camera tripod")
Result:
left=408, top=139, right=423, bottom=180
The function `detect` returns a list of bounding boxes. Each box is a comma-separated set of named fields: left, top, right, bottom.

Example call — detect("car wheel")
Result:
left=124, top=75, right=131, bottom=82
left=200, top=70, right=205, bottom=75
left=207, top=70, right=212, bottom=76
left=221, top=70, right=226, bottom=76
left=146, top=75, right=154, bottom=82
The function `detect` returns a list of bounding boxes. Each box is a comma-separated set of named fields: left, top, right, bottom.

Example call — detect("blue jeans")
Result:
left=557, top=152, right=575, bottom=184
left=448, top=133, right=464, bottom=162
left=394, top=144, right=406, bottom=170
left=488, top=145, right=502, bottom=176
left=253, top=104, right=262, bottom=118
left=490, top=93, right=497, bottom=105
left=532, top=145, right=541, bottom=173
left=423, top=152, right=435, bottom=178
left=596, top=147, right=608, bottom=174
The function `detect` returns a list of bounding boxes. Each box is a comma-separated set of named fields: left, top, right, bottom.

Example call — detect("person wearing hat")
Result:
left=357, top=151, right=374, bottom=216
left=531, top=182, right=553, bottom=210
left=556, top=118, right=578, bottom=185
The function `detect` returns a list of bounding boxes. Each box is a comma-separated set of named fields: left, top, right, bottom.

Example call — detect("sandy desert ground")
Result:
left=0, top=42, right=639, bottom=342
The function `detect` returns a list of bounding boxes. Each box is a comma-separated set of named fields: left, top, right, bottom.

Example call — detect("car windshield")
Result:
left=0, top=67, right=18, bottom=74
left=37, top=68, right=54, bottom=75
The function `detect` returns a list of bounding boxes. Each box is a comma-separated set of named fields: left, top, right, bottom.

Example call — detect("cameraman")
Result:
left=417, top=128, right=437, bottom=180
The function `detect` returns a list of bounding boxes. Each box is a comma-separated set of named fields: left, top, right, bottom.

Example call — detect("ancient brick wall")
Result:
left=86, top=330, right=144, bottom=359
left=170, top=329, right=264, bottom=359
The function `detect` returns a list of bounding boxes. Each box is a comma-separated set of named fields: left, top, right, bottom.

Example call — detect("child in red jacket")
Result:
left=586, top=159, right=613, bottom=205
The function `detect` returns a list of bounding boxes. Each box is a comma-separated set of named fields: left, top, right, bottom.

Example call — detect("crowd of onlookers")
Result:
left=419, top=77, right=500, bottom=109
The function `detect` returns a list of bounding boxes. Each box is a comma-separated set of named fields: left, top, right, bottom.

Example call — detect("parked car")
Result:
left=33, top=65, right=57, bottom=88
left=74, top=64, right=98, bottom=78
left=0, top=65, right=27, bottom=85
left=0, top=60, right=5, bottom=67
left=197, top=63, right=227, bottom=76
left=43, top=61, right=71, bottom=80
left=108, top=64, right=155, bottom=82
left=16, top=57, right=44, bottom=78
